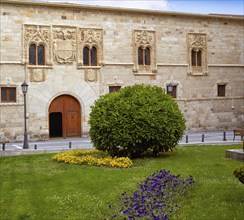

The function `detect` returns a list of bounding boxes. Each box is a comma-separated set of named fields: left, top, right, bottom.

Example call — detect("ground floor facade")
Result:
left=1, top=63, right=243, bottom=142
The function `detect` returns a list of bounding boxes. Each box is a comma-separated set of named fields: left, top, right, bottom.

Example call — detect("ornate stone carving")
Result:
left=187, top=33, right=208, bottom=76
left=191, top=35, right=206, bottom=48
left=23, top=24, right=52, bottom=65
left=77, top=28, right=103, bottom=67
left=135, top=30, right=154, bottom=46
left=133, top=30, right=157, bottom=74
left=80, top=28, right=102, bottom=44
left=84, top=69, right=98, bottom=82
left=29, top=69, right=46, bottom=82
left=53, top=26, right=77, bottom=64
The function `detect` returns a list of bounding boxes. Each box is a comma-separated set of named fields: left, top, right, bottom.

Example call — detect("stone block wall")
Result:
left=0, top=0, right=243, bottom=141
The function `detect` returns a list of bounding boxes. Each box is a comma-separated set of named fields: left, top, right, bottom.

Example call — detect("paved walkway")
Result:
left=1, top=130, right=243, bottom=157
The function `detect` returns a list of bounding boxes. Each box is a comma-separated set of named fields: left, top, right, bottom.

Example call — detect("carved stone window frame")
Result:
left=23, top=24, right=52, bottom=68
left=133, top=30, right=157, bottom=75
left=187, top=33, right=208, bottom=76
left=77, top=28, right=103, bottom=69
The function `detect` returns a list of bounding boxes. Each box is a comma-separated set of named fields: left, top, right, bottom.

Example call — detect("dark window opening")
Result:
left=29, top=43, right=45, bottom=65
left=83, top=46, right=98, bottom=66
left=138, top=47, right=143, bottom=65
left=1, top=87, right=16, bottom=102
left=38, top=45, right=45, bottom=65
left=109, top=86, right=121, bottom=93
left=83, top=47, right=89, bottom=66
left=145, top=47, right=150, bottom=65
left=191, top=49, right=202, bottom=67
left=138, top=47, right=150, bottom=65
left=91, top=47, right=97, bottom=66
left=218, top=85, right=226, bottom=97
left=29, top=44, right=36, bottom=65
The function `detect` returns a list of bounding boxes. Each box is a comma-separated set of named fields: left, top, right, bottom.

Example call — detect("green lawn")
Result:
left=0, top=145, right=243, bottom=220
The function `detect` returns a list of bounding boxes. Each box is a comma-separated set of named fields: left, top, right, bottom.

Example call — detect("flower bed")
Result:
left=52, top=149, right=133, bottom=168
left=110, top=169, right=194, bottom=219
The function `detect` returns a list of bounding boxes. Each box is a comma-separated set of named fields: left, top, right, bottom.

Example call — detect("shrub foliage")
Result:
left=89, top=84, right=186, bottom=158
left=233, top=166, right=244, bottom=184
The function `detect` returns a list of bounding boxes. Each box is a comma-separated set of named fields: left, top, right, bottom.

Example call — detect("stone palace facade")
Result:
left=0, top=0, right=243, bottom=141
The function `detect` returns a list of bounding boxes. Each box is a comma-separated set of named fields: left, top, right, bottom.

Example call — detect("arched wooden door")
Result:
left=49, top=95, right=81, bottom=138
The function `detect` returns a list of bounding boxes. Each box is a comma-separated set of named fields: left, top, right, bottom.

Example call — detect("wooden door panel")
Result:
left=49, top=97, right=64, bottom=112
left=67, top=111, right=79, bottom=136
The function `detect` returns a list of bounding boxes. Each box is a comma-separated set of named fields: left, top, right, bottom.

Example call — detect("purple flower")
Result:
left=109, top=169, right=194, bottom=219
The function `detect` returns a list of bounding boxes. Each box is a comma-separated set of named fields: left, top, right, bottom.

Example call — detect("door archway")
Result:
left=49, top=95, right=81, bottom=138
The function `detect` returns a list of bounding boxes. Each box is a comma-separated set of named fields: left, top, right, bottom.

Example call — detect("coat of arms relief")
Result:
left=24, top=25, right=103, bottom=67
left=53, top=26, right=77, bottom=64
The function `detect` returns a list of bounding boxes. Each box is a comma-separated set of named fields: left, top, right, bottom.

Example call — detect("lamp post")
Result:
left=167, top=82, right=173, bottom=96
left=21, top=82, right=29, bottom=149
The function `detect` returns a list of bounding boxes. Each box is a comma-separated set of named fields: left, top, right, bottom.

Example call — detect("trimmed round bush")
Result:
left=89, top=84, right=186, bottom=158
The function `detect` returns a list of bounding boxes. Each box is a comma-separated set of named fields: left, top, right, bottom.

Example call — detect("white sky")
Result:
left=34, top=0, right=244, bottom=15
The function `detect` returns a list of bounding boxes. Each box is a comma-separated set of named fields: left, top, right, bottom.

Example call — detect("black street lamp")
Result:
left=167, top=82, right=173, bottom=96
left=21, top=82, right=29, bottom=149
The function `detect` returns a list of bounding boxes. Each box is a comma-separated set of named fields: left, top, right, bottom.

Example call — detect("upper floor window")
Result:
left=83, top=46, right=97, bottom=66
left=191, top=49, right=202, bottom=67
left=78, top=28, right=103, bottom=68
left=133, top=30, right=156, bottom=74
left=138, top=47, right=150, bottom=65
left=167, top=85, right=177, bottom=98
left=1, top=87, right=16, bottom=103
left=29, top=44, right=45, bottom=65
left=187, top=33, right=207, bottom=76
left=218, top=84, right=226, bottom=97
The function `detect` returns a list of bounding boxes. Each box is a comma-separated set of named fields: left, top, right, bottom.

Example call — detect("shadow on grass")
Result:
left=132, top=148, right=180, bottom=167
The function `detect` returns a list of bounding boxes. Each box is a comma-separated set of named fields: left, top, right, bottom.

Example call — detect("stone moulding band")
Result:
left=1, top=62, right=243, bottom=67
left=177, top=97, right=244, bottom=102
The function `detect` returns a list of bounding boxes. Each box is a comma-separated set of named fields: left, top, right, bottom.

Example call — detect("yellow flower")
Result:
left=52, top=150, right=132, bottom=168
